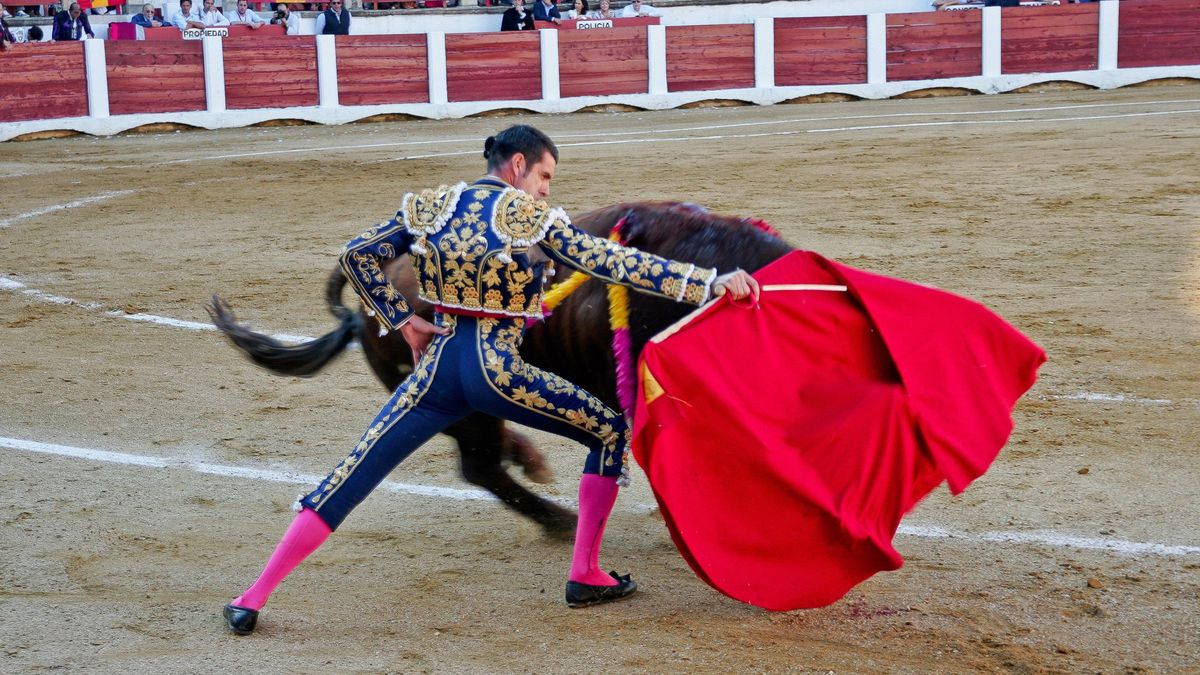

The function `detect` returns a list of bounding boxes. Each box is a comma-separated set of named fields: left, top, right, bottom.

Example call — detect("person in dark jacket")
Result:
left=501, top=0, right=534, bottom=31
left=532, top=0, right=561, bottom=24
left=52, top=2, right=94, bottom=40
left=0, top=2, right=17, bottom=50
left=315, top=0, right=349, bottom=34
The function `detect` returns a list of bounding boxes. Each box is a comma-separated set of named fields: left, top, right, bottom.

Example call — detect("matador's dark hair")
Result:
left=483, top=125, right=559, bottom=172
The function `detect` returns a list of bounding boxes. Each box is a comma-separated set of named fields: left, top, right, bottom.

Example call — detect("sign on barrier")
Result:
left=575, top=20, right=614, bottom=29
left=182, top=27, right=229, bottom=39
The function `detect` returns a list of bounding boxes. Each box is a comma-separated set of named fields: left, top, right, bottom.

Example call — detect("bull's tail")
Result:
left=208, top=288, right=361, bottom=378
left=325, top=263, right=355, bottom=322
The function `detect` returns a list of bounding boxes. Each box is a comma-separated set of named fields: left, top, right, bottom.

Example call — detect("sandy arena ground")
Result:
left=2, top=84, right=1199, bottom=673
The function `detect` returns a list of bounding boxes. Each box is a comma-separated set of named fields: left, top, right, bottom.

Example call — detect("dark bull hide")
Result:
left=209, top=202, right=792, bottom=536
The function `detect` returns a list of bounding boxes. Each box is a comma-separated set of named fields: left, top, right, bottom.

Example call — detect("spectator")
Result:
left=227, top=0, right=265, bottom=27
left=619, top=0, right=657, bottom=17
left=500, top=0, right=532, bottom=31
left=531, top=0, right=560, bottom=24
left=52, top=3, right=94, bottom=40
left=314, top=0, right=350, bottom=35
left=194, top=0, right=230, bottom=26
left=0, top=2, right=14, bottom=50
left=586, top=0, right=615, bottom=19
left=173, top=0, right=197, bottom=27
left=271, top=2, right=299, bottom=34
left=131, top=2, right=166, bottom=27
left=27, top=23, right=43, bottom=40
left=563, top=0, right=587, bottom=19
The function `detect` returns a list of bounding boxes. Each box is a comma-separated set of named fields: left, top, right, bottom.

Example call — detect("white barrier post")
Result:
left=83, top=39, right=109, bottom=119
left=982, top=6, right=1001, bottom=77
left=866, top=13, right=886, bottom=85
left=648, top=24, right=667, bottom=95
left=202, top=35, right=226, bottom=113
left=754, top=17, right=775, bottom=90
left=540, top=28, right=560, bottom=101
left=427, top=32, right=448, bottom=105
left=316, top=35, right=339, bottom=108
left=1098, top=0, right=1119, bottom=70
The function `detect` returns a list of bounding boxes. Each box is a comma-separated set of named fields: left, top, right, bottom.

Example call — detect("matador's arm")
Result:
left=339, top=217, right=415, bottom=332
left=538, top=212, right=716, bottom=305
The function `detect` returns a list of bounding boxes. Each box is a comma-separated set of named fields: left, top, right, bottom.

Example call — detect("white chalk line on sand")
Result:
left=0, top=190, right=137, bottom=230
left=372, top=108, right=1200, bottom=163
left=155, top=97, right=1200, bottom=165
left=2, top=274, right=1190, bottom=409
left=0, top=276, right=313, bottom=345
left=3, top=435, right=1197, bottom=558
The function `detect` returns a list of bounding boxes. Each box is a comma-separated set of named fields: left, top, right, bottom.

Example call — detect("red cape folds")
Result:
left=632, top=250, right=1045, bottom=611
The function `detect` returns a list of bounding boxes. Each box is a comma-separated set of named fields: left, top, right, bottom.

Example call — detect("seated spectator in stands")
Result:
left=227, top=0, right=266, bottom=27
left=532, top=0, right=560, bottom=24
left=315, top=0, right=350, bottom=34
left=564, top=0, right=587, bottom=19
left=500, top=0, right=533, bottom=31
left=586, top=0, right=615, bottom=19
left=0, top=2, right=14, bottom=50
left=52, top=3, right=94, bottom=39
left=28, top=24, right=43, bottom=40
left=620, top=0, right=657, bottom=17
left=132, top=2, right=166, bottom=27
left=193, top=0, right=230, bottom=26
left=173, top=0, right=197, bottom=27
left=271, top=2, right=299, bottom=34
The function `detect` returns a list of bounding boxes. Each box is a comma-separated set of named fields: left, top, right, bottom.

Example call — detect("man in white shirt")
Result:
left=227, top=0, right=264, bottom=27
left=188, top=0, right=228, bottom=27
left=620, top=0, right=659, bottom=17
left=172, top=0, right=197, bottom=28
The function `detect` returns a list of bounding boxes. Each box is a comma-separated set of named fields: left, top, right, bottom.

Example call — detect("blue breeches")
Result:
left=300, top=313, right=628, bottom=530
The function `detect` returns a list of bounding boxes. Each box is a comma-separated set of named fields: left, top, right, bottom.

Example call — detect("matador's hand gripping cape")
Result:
left=632, top=250, right=1045, bottom=611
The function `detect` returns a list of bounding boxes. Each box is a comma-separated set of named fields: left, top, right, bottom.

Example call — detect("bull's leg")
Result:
left=446, top=413, right=576, bottom=538
left=501, top=426, right=553, bottom=484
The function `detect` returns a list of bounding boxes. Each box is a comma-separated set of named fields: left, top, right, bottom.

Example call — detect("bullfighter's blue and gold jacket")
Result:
left=340, top=176, right=718, bottom=329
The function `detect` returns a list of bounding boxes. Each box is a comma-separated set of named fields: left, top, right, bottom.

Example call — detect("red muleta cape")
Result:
left=632, top=250, right=1045, bottom=611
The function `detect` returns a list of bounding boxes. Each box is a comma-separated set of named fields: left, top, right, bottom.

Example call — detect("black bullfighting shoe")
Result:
left=565, top=571, right=638, bottom=608
left=223, top=603, right=259, bottom=635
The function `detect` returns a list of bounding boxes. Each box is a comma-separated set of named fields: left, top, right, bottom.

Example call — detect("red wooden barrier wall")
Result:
left=666, top=24, right=755, bottom=92
left=558, top=27, right=649, bottom=98
left=1118, top=0, right=1200, bottom=68
left=223, top=37, right=318, bottom=110
left=887, top=10, right=982, bottom=81
left=0, top=43, right=88, bottom=123
left=1002, top=4, right=1099, bottom=74
left=445, top=32, right=541, bottom=103
left=774, top=16, right=868, bottom=86
left=335, top=35, right=429, bottom=106
left=105, top=41, right=205, bottom=115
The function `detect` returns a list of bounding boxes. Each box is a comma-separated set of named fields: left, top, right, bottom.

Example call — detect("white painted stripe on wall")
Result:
left=0, top=190, right=136, bottom=229
left=84, top=38, right=110, bottom=119
left=3, top=434, right=1197, bottom=557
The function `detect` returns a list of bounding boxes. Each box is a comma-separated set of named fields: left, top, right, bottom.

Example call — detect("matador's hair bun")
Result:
left=483, top=125, right=559, bottom=171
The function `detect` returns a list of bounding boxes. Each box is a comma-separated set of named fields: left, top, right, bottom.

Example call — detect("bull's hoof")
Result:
left=541, top=508, right=577, bottom=541
left=523, top=464, right=554, bottom=484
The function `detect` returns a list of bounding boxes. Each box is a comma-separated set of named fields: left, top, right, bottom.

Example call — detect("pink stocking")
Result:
left=568, top=473, right=620, bottom=586
left=232, top=507, right=332, bottom=611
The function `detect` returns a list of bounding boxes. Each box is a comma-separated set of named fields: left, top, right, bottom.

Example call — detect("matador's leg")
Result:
left=226, top=327, right=467, bottom=632
left=465, top=318, right=635, bottom=600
